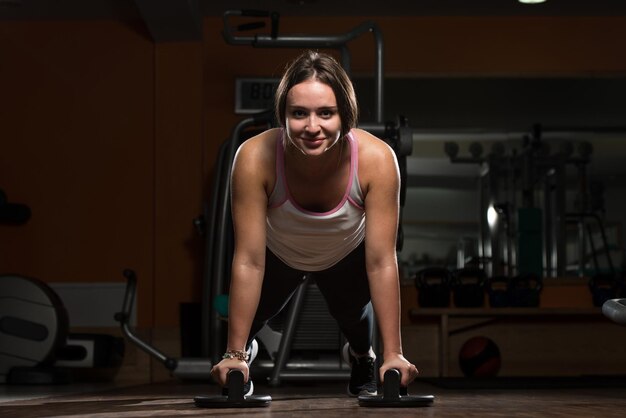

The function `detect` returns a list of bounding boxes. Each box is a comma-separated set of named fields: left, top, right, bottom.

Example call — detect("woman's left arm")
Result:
left=358, top=129, right=419, bottom=387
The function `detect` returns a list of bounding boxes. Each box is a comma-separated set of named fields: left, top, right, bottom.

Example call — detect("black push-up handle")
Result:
left=194, top=370, right=271, bottom=408
left=358, top=368, right=434, bottom=408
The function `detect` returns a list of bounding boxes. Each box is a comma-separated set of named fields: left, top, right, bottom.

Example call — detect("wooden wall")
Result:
left=0, top=20, right=204, bottom=329
left=2, top=15, right=626, bottom=334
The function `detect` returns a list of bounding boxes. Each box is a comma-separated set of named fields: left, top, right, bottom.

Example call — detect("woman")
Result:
left=211, top=50, right=418, bottom=396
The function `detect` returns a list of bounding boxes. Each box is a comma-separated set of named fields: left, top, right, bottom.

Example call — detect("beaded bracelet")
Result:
left=222, top=349, right=249, bottom=362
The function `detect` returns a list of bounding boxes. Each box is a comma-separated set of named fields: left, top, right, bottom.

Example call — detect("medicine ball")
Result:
left=458, top=336, right=501, bottom=377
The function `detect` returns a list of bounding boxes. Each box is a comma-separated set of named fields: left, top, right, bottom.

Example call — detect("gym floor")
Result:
left=2, top=378, right=626, bottom=417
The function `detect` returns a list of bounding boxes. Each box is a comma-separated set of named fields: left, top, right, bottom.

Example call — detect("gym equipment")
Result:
left=55, top=333, right=124, bottom=369
left=261, top=276, right=348, bottom=386
left=414, top=267, right=451, bottom=307
left=444, top=124, right=620, bottom=279
left=358, top=368, right=434, bottom=408
left=0, top=274, right=69, bottom=384
left=212, top=294, right=229, bottom=317
left=194, top=369, right=271, bottom=408
left=116, top=267, right=300, bottom=382
left=517, top=207, right=543, bottom=278
left=458, top=336, right=501, bottom=377
left=589, top=273, right=624, bottom=307
left=1, top=275, right=122, bottom=384
left=602, top=298, right=626, bottom=325
left=451, top=268, right=486, bottom=308
left=566, top=212, right=617, bottom=278
left=486, top=276, right=512, bottom=308
left=508, top=274, right=542, bottom=307
left=115, top=269, right=213, bottom=379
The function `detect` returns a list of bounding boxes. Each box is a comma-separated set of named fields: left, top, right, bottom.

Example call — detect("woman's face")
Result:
left=285, top=79, right=342, bottom=157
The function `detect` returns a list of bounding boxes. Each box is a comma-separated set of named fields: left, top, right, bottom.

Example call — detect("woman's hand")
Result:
left=379, top=353, right=419, bottom=387
left=210, top=358, right=250, bottom=386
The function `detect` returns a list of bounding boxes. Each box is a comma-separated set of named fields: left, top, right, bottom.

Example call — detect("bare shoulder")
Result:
left=352, top=128, right=399, bottom=187
left=235, top=128, right=279, bottom=163
left=232, top=128, right=280, bottom=192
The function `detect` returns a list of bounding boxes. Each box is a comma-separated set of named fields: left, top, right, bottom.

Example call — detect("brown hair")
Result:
left=275, top=50, right=358, bottom=138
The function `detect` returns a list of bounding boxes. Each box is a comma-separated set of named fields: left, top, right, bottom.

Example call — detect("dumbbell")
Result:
left=509, top=274, right=542, bottom=307
left=486, top=276, right=511, bottom=307
left=451, top=268, right=486, bottom=308
left=415, top=267, right=451, bottom=307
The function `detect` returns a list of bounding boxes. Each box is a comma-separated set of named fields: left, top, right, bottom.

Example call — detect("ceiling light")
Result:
left=518, top=0, right=547, bottom=4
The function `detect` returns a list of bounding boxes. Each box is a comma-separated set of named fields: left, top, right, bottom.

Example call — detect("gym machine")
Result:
left=0, top=274, right=70, bottom=384
left=198, top=10, right=414, bottom=386
left=1, top=194, right=123, bottom=385
left=115, top=269, right=213, bottom=380
left=1, top=274, right=125, bottom=384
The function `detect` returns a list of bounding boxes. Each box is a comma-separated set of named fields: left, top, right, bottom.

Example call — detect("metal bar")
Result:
left=210, top=113, right=272, bottom=365
left=594, top=215, right=616, bottom=275
left=209, top=120, right=248, bottom=365
left=586, top=221, right=600, bottom=272
left=340, top=46, right=351, bottom=75
left=555, top=165, right=567, bottom=277
left=117, top=270, right=175, bottom=370
left=543, top=174, right=554, bottom=277
left=440, top=314, right=449, bottom=377
left=224, top=21, right=373, bottom=48
left=357, top=123, right=388, bottom=137
left=567, top=212, right=616, bottom=275
left=223, top=11, right=384, bottom=125
left=371, top=24, right=384, bottom=123
left=268, top=277, right=309, bottom=387
left=200, top=140, right=228, bottom=358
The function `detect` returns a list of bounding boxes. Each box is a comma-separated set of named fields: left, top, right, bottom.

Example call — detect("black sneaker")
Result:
left=222, top=339, right=258, bottom=397
left=342, top=343, right=377, bottom=397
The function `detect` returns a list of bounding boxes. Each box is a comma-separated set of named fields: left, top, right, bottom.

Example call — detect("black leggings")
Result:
left=248, top=242, right=373, bottom=354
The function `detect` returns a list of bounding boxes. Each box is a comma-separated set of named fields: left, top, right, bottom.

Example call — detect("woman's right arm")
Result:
left=210, top=133, right=273, bottom=386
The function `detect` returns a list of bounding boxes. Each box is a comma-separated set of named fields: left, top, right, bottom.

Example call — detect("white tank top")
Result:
left=266, top=129, right=365, bottom=271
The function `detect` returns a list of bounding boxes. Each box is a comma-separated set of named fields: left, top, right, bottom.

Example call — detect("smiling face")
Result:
left=285, top=79, right=342, bottom=157
left=275, top=51, right=358, bottom=141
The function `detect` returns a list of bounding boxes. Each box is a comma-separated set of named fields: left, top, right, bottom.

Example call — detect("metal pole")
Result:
left=223, top=12, right=384, bottom=123
left=210, top=113, right=272, bottom=364
left=268, top=277, right=309, bottom=387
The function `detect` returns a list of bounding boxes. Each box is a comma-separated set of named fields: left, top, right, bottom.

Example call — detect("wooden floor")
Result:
left=2, top=378, right=626, bottom=418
